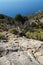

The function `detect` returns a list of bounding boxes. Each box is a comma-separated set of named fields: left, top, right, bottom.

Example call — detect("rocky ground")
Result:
left=0, top=32, right=43, bottom=65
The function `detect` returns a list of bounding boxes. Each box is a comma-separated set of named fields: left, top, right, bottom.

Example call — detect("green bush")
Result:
left=25, top=32, right=31, bottom=38
left=40, top=32, right=43, bottom=41
left=14, top=14, right=28, bottom=24
left=9, top=28, right=18, bottom=35
left=25, top=31, right=43, bottom=41
left=0, top=33, right=5, bottom=39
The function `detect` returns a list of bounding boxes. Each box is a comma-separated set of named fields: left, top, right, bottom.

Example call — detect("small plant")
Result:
left=9, top=28, right=18, bottom=35
left=25, top=32, right=31, bottom=38
left=0, top=33, right=5, bottom=39
left=25, top=31, right=43, bottom=41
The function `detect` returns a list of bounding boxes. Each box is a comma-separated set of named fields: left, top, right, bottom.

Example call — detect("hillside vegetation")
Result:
left=0, top=11, right=43, bottom=41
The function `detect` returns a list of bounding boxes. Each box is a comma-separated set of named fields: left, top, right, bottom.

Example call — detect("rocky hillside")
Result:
left=0, top=33, right=43, bottom=65
left=0, top=11, right=43, bottom=41
left=0, top=11, right=43, bottom=31
left=0, top=11, right=43, bottom=65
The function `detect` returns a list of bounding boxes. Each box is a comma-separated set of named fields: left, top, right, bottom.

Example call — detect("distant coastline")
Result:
left=0, top=10, right=43, bottom=17
left=0, top=0, right=43, bottom=17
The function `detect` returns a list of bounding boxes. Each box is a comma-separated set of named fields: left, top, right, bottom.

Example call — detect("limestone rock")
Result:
left=0, top=36, right=43, bottom=65
left=0, top=52, right=40, bottom=65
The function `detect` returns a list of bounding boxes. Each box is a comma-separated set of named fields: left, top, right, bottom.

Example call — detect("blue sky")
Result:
left=0, top=0, right=43, bottom=17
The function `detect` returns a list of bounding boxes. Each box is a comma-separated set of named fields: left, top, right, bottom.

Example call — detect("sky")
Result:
left=0, top=0, right=43, bottom=17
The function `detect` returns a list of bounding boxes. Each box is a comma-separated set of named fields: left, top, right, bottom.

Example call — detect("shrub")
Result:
left=9, top=28, right=18, bottom=35
left=40, top=32, right=43, bottom=41
left=25, top=32, right=31, bottom=38
left=0, top=33, right=5, bottom=39
left=25, top=31, right=43, bottom=41
left=30, top=32, right=37, bottom=39
left=14, top=14, right=28, bottom=24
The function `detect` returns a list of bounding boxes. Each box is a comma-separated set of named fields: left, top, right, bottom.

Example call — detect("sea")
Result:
left=0, top=0, right=43, bottom=17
